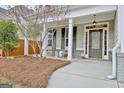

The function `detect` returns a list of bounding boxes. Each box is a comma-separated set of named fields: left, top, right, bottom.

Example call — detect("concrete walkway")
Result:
left=47, top=59, right=118, bottom=88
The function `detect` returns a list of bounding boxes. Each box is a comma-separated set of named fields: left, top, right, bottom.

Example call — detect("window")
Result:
left=85, top=32, right=87, bottom=54
left=48, top=29, right=56, bottom=47
left=104, top=30, right=107, bottom=55
left=48, top=30, right=53, bottom=46
left=91, top=32, right=100, bottom=49
left=86, top=24, right=107, bottom=29
left=65, top=28, right=68, bottom=47
left=65, top=28, right=68, bottom=49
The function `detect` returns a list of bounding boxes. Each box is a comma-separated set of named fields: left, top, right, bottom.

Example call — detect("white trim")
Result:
left=76, top=48, right=84, bottom=50
left=84, top=22, right=109, bottom=59
left=56, top=48, right=61, bottom=50
left=108, top=49, right=113, bottom=51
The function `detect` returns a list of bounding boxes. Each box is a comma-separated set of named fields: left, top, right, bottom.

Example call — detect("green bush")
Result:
left=0, top=20, right=19, bottom=56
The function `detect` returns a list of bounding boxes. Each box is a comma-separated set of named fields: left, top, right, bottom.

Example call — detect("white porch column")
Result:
left=67, top=18, right=73, bottom=61
left=42, top=22, right=48, bottom=57
left=118, top=5, right=124, bottom=53
left=24, top=36, right=29, bottom=56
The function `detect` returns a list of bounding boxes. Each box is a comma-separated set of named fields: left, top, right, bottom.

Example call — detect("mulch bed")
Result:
left=0, top=56, right=70, bottom=88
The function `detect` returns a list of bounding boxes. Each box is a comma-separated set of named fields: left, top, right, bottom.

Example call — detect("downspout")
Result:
left=108, top=43, right=120, bottom=79
left=108, top=6, right=121, bottom=79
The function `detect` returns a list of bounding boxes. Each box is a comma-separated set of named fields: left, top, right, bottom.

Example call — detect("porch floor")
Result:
left=48, top=59, right=118, bottom=88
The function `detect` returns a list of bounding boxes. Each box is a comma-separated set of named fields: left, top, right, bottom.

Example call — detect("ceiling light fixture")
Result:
left=93, top=14, right=96, bottom=27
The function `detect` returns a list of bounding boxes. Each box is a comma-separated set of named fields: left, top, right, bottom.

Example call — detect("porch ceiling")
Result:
left=73, top=11, right=115, bottom=25
left=47, top=11, right=115, bottom=28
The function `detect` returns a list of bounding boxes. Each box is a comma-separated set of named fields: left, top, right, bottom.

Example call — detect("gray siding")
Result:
left=76, top=24, right=84, bottom=50
left=117, top=53, right=124, bottom=83
left=114, top=13, right=118, bottom=46
left=109, top=20, right=114, bottom=49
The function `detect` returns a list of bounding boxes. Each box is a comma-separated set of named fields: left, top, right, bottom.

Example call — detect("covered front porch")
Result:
left=44, top=5, right=117, bottom=61
left=43, top=5, right=124, bottom=81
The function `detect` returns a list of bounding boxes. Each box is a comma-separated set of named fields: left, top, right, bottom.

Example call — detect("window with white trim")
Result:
left=104, top=30, right=107, bottom=55
left=48, top=29, right=56, bottom=47
left=48, top=30, right=53, bottom=46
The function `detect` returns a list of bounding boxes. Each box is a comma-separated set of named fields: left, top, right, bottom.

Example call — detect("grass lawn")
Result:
left=0, top=56, right=70, bottom=88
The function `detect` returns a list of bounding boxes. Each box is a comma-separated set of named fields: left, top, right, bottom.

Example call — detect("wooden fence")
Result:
left=2, top=39, right=40, bottom=57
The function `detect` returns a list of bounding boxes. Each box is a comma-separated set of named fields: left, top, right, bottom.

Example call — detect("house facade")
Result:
left=0, top=5, right=124, bottom=82
left=43, top=6, right=116, bottom=60
left=41, top=5, right=124, bottom=81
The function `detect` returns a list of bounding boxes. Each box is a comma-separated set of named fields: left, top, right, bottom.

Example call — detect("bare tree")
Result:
left=1, top=5, right=69, bottom=57
left=6, top=5, right=42, bottom=56
left=39, top=5, right=69, bottom=57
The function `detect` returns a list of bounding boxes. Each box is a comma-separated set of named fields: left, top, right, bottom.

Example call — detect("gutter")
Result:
left=108, top=43, right=120, bottom=79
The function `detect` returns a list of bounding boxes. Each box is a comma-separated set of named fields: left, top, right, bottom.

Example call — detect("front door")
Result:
left=89, top=29, right=103, bottom=58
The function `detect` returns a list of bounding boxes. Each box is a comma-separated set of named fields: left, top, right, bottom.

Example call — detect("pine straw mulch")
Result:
left=0, top=56, right=70, bottom=88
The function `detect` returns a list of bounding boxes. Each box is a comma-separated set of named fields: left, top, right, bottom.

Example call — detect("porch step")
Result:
left=72, top=58, right=111, bottom=63
left=45, top=56, right=68, bottom=61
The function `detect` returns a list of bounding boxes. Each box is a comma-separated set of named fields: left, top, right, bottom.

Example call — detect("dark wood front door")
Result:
left=89, top=29, right=103, bottom=58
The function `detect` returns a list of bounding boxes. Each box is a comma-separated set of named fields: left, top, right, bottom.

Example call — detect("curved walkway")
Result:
left=48, top=59, right=118, bottom=88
